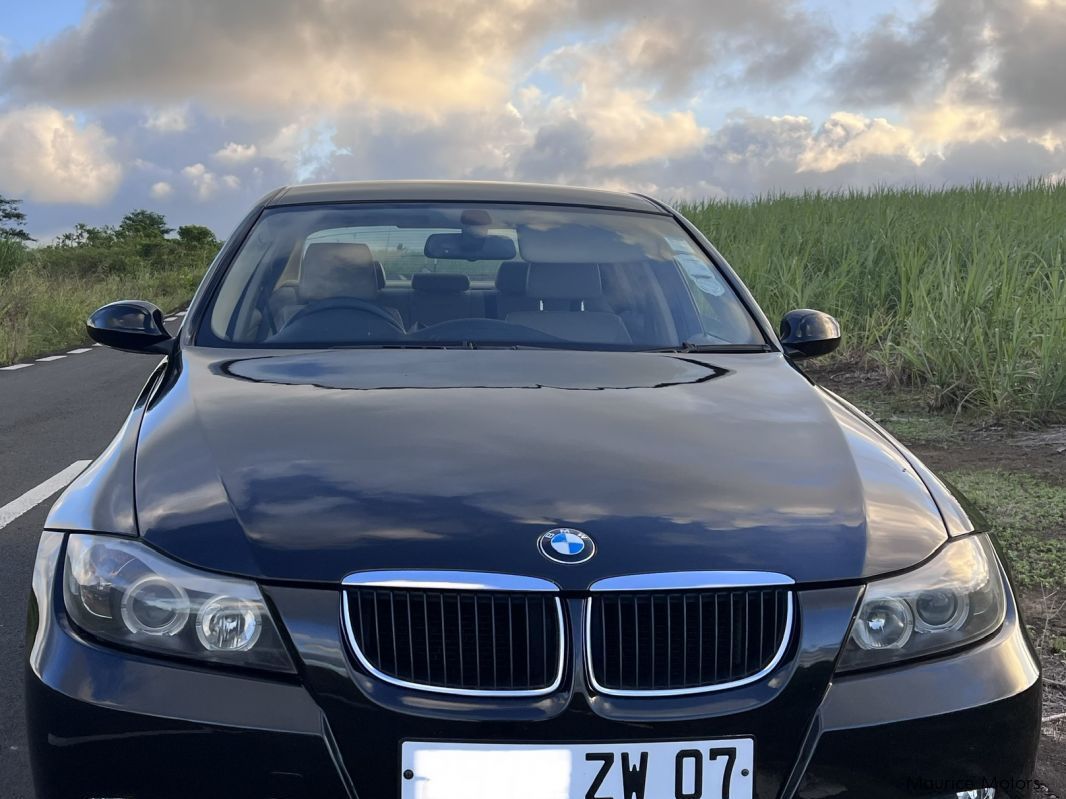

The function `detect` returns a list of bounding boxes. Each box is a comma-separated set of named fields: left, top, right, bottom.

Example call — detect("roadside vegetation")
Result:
left=816, top=366, right=1066, bottom=778
left=679, top=180, right=1066, bottom=423
left=0, top=200, right=218, bottom=364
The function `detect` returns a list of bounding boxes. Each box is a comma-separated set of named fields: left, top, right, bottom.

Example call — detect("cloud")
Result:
left=832, top=0, right=1066, bottom=133
left=143, top=105, right=190, bottom=132
left=1, top=0, right=827, bottom=117
left=0, top=105, right=121, bottom=203
left=509, top=108, right=1064, bottom=200
left=684, top=113, right=1064, bottom=198
left=532, top=4, right=830, bottom=103
left=181, top=163, right=240, bottom=201
left=991, top=0, right=1066, bottom=129
left=514, top=88, right=706, bottom=171
left=213, top=141, right=257, bottom=164
left=148, top=181, right=173, bottom=199
left=796, top=113, right=921, bottom=173
left=0, top=0, right=550, bottom=115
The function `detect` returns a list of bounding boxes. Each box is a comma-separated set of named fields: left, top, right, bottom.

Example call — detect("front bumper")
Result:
left=26, top=532, right=1042, bottom=799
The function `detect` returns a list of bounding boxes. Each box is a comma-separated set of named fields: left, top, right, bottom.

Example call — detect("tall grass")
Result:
left=0, top=239, right=212, bottom=365
left=679, top=181, right=1066, bottom=422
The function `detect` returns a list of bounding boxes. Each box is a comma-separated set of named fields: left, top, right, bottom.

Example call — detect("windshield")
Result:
left=200, top=203, right=765, bottom=351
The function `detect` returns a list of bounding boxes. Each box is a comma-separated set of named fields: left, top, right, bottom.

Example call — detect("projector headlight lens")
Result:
left=63, top=534, right=293, bottom=672
left=196, top=595, right=262, bottom=652
left=837, top=534, right=1006, bottom=672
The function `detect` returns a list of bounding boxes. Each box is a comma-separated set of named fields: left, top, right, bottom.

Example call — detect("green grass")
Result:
left=678, top=181, right=1066, bottom=422
left=0, top=234, right=214, bottom=365
left=0, top=260, right=204, bottom=363
left=939, top=469, right=1066, bottom=589
left=829, top=383, right=964, bottom=447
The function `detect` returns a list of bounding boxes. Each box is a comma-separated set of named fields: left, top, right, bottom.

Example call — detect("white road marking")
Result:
left=67, top=348, right=92, bottom=354
left=0, top=460, right=91, bottom=531
left=176, top=311, right=187, bottom=316
left=36, top=355, right=66, bottom=362
left=0, top=363, right=32, bottom=371
left=164, top=317, right=177, bottom=322
left=92, top=343, right=103, bottom=347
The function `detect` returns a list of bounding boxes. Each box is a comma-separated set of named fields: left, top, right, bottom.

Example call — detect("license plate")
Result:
left=401, top=738, right=754, bottom=799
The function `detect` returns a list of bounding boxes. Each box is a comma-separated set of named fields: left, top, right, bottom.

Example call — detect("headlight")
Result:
left=837, top=534, right=1006, bottom=672
left=63, top=534, right=294, bottom=672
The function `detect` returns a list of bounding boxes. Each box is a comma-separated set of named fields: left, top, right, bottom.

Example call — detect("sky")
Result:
left=1, top=0, right=1065, bottom=239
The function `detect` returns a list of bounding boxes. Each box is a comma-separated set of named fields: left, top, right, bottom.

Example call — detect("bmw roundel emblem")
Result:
left=538, top=528, right=596, bottom=564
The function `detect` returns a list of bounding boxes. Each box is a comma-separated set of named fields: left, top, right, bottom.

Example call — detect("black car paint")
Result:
left=778, top=308, right=842, bottom=359
left=27, top=182, right=1041, bottom=799
left=90, top=348, right=952, bottom=587
left=86, top=299, right=176, bottom=355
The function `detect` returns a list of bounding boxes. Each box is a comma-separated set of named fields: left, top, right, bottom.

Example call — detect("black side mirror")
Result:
left=87, top=300, right=175, bottom=355
left=779, top=308, right=841, bottom=360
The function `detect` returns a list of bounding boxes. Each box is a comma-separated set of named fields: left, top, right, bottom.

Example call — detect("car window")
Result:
left=201, top=203, right=764, bottom=350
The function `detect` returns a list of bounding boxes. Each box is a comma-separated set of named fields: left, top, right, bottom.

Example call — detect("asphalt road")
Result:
left=0, top=316, right=184, bottom=797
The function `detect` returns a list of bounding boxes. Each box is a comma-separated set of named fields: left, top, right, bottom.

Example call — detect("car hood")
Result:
left=133, top=348, right=948, bottom=587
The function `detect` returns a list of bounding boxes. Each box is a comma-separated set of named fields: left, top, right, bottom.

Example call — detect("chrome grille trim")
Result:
left=342, top=570, right=559, bottom=592
left=589, top=570, right=794, bottom=592
left=585, top=575, right=794, bottom=697
left=341, top=573, right=565, bottom=697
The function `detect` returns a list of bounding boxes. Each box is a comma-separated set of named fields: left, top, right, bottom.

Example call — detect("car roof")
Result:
left=268, top=180, right=666, bottom=213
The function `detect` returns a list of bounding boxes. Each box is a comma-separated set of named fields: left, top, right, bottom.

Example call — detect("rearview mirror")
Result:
left=87, top=300, right=175, bottom=355
left=424, top=232, right=516, bottom=261
left=779, top=308, right=841, bottom=360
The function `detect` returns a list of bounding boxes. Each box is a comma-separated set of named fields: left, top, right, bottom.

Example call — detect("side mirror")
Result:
left=87, top=300, right=175, bottom=355
left=779, top=308, right=841, bottom=360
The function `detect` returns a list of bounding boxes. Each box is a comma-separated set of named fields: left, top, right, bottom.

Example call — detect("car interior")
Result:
left=257, top=239, right=697, bottom=347
left=205, top=206, right=764, bottom=349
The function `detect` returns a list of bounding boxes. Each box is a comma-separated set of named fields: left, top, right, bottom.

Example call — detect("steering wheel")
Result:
left=285, top=297, right=405, bottom=331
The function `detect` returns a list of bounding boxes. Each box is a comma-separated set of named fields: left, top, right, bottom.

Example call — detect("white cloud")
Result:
left=833, top=0, right=1066, bottom=133
left=580, top=93, right=705, bottom=168
left=181, top=163, right=240, bottom=200
left=0, top=105, right=121, bottom=204
left=149, top=180, right=173, bottom=199
left=511, top=89, right=706, bottom=171
left=143, top=105, right=189, bottom=132
left=797, top=113, right=921, bottom=173
left=213, top=141, right=257, bottom=164
left=260, top=119, right=353, bottom=181
left=0, top=0, right=825, bottom=119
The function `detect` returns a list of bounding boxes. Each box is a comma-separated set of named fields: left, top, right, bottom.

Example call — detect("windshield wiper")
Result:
left=319, top=341, right=773, bottom=353
left=646, top=343, right=774, bottom=354
left=327, top=341, right=483, bottom=350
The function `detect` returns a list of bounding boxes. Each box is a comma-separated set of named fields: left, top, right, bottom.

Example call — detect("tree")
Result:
left=0, top=195, right=33, bottom=242
left=117, top=209, right=172, bottom=240
left=55, top=223, right=116, bottom=248
left=177, top=224, right=219, bottom=248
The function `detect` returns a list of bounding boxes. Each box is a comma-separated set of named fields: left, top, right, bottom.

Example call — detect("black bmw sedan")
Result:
left=27, top=181, right=1041, bottom=799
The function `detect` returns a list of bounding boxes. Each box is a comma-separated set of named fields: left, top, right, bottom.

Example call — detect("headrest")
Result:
left=517, top=223, right=651, bottom=263
left=299, top=242, right=379, bottom=303
left=525, top=262, right=603, bottom=300
left=411, top=272, right=470, bottom=294
left=494, top=261, right=528, bottom=295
